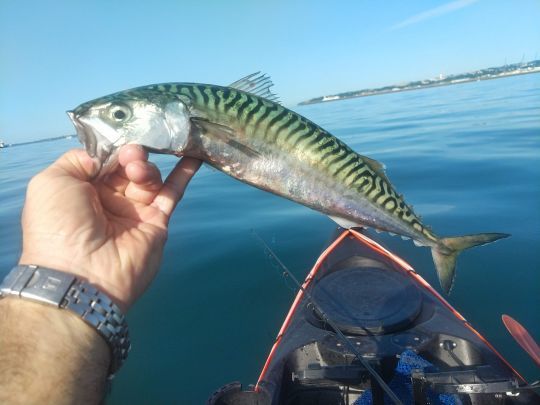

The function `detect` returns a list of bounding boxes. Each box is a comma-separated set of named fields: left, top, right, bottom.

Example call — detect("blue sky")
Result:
left=1, top=0, right=539, bottom=142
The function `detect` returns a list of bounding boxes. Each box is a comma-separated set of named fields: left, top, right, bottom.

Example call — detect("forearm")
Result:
left=0, top=297, right=110, bottom=405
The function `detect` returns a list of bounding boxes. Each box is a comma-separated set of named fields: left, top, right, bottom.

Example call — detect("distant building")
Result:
left=322, top=95, right=340, bottom=101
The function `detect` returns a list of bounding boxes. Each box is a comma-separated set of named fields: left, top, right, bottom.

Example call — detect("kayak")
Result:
left=208, top=228, right=539, bottom=404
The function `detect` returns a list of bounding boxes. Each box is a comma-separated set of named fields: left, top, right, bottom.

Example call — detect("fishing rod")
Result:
left=252, top=231, right=404, bottom=405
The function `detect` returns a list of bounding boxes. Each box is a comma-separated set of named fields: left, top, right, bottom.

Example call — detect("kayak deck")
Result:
left=208, top=228, right=539, bottom=404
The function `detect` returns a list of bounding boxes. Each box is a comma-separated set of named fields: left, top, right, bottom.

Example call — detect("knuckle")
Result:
left=27, top=173, right=44, bottom=192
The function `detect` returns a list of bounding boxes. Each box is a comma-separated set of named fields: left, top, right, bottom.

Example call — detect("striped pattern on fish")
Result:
left=68, top=73, right=509, bottom=293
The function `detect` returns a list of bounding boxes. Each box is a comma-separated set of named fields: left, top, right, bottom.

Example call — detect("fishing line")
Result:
left=265, top=246, right=301, bottom=294
left=252, top=230, right=404, bottom=405
left=258, top=233, right=294, bottom=291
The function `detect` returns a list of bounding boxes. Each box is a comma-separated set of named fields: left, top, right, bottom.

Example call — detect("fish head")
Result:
left=68, top=86, right=192, bottom=176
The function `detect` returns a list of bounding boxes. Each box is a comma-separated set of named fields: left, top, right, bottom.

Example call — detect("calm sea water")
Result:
left=1, top=74, right=539, bottom=403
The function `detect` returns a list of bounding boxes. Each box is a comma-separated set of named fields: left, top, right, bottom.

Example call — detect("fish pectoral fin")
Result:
left=191, top=117, right=236, bottom=137
left=328, top=215, right=363, bottom=229
left=359, top=155, right=390, bottom=183
left=191, top=117, right=261, bottom=159
left=228, top=72, right=280, bottom=103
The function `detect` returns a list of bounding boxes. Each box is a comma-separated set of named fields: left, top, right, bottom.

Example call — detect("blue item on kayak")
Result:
left=354, top=350, right=461, bottom=405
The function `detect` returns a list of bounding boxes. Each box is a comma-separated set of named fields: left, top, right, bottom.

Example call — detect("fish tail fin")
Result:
left=432, top=233, right=510, bottom=294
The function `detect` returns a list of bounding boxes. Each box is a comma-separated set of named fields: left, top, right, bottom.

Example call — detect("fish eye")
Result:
left=110, top=104, right=131, bottom=122
left=114, top=109, right=126, bottom=120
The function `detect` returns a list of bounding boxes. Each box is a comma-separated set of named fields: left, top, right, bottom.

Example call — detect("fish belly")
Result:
left=195, top=130, right=427, bottom=243
left=180, top=84, right=434, bottom=245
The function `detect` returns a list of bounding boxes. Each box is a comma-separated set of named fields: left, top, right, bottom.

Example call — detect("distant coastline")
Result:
left=298, top=60, right=540, bottom=105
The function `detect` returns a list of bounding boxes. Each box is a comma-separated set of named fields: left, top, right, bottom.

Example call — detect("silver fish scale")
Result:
left=170, top=83, right=435, bottom=244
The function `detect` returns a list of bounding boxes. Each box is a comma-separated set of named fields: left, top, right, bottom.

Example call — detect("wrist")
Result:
left=18, top=250, right=129, bottom=313
left=1, top=265, right=131, bottom=379
left=0, top=297, right=110, bottom=405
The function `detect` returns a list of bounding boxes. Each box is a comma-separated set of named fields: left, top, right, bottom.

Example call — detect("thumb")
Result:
left=49, top=149, right=99, bottom=181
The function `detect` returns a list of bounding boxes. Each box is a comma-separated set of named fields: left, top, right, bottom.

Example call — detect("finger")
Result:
left=152, top=157, right=202, bottom=217
left=47, top=149, right=98, bottom=180
left=102, top=145, right=150, bottom=194
left=123, top=160, right=164, bottom=205
left=125, top=160, right=161, bottom=185
left=118, top=144, right=148, bottom=166
left=99, top=184, right=169, bottom=229
left=98, top=185, right=138, bottom=220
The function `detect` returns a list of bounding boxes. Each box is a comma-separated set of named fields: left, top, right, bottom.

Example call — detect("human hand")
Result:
left=18, top=146, right=201, bottom=312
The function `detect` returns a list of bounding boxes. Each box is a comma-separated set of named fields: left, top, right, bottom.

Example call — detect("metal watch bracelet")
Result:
left=0, top=265, right=130, bottom=379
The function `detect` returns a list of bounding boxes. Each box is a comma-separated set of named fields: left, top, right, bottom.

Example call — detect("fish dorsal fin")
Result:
left=360, top=155, right=390, bottom=182
left=229, top=72, right=280, bottom=103
left=191, top=117, right=261, bottom=159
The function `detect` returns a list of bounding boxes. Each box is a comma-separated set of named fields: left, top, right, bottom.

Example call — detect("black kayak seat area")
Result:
left=207, top=230, right=540, bottom=405
left=309, top=258, right=423, bottom=336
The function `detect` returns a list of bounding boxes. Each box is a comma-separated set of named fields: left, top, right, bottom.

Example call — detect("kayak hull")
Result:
left=209, top=228, right=539, bottom=405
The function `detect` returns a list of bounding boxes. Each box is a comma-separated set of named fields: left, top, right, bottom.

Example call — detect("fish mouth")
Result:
left=67, top=111, right=115, bottom=176
left=66, top=111, right=118, bottom=179
left=67, top=111, right=97, bottom=157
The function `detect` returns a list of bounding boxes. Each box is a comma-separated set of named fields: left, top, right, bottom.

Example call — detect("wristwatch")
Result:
left=0, top=265, right=130, bottom=379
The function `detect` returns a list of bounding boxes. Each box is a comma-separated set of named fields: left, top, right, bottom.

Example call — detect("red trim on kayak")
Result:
left=255, top=230, right=349, bottom=391
left=349, top=228, right=415, bottom=272
left=348, top=229, right=526, bottom=382
left=255, top=229, right=526, bottom=390
left=348, top=229, right=461, bottom=317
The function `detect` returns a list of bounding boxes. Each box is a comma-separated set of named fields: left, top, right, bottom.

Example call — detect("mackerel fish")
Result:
left=68, top=73, right=509, bottom=293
